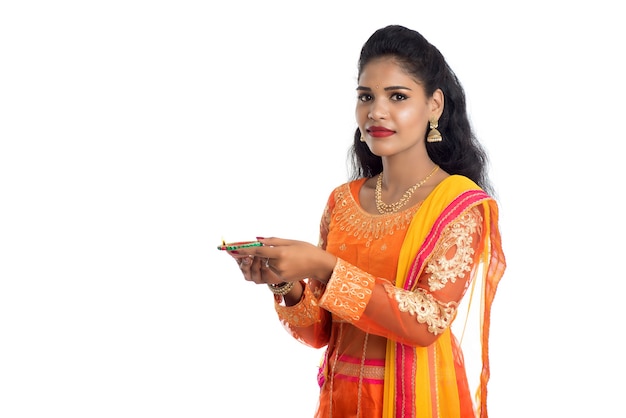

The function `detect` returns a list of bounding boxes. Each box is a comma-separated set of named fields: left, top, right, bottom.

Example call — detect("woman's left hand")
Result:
left=227, top=252, right=284, bottom=286
left=235, top=237, right=337, bottom=284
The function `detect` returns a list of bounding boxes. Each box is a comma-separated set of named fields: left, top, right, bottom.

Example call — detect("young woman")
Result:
left=229, top=25, right=506, bottom=418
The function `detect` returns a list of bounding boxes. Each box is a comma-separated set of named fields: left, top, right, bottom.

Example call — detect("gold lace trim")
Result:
left=425, top=206, right=483, bottom=291
left=318, top=202, right=331, bottom=249
left=331, top=183, right=421, bottom=248
left=333, top=359, right=385, bottom=381
left=386, top=284, right=458, bottom=335
left=318, top=258, right=375, bottom=321
left=275, top=282, right=321, bottom=328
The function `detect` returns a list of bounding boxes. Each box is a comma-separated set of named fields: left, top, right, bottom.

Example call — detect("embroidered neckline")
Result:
left=331, top=182, right=421, bottom=247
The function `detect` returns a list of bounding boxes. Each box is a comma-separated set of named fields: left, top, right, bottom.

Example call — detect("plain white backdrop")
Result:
left=1, top=1, right=624, bottom=417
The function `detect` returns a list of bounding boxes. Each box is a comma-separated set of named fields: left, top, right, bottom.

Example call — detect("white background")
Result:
left=1, top=1, right=624, bottom=417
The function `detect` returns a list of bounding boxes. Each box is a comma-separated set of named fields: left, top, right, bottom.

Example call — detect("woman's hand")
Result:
left=235, top=237, right=337, bottom=284
left=226, top=252, right=285, bottom=286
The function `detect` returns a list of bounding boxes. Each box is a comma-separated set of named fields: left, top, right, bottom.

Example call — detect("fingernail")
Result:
left=256, top=236, right=265, bottom=240
left=231, top=250, right=239, bottom=254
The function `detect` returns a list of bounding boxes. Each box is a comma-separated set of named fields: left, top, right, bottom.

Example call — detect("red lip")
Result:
left=367, top=126, right=395, bottom=138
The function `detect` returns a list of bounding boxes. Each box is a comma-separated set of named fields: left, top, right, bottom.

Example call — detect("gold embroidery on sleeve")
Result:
left=319, top=258, right=375, bottom=321
left=318, top=203, right=332, bottom=249
left=385, top=283, right=457, bottom=335
left=425, top=206, right=482, bottom=292
left=275, top=282, right=321, bottom=328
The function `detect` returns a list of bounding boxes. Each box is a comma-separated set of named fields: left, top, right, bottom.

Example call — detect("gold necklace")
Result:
left=375, top=165, right=439, bottom=214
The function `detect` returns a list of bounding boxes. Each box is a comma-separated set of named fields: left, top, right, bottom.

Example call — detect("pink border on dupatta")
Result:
left=405, top=189, right=489, bottom=290
left=394, top=189, right=490, bottom=418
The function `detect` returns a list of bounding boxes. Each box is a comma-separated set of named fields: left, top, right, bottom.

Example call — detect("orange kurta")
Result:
left=274, top=175, right=505, bottom=418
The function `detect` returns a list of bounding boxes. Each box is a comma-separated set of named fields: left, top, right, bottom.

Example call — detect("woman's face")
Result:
left=356, top=58, right=442, bottom=158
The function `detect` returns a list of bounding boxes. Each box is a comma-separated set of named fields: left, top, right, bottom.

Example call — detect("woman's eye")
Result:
left=357, top=94, right=372, bottom=102
left=391, top=93, right=407, bottom=101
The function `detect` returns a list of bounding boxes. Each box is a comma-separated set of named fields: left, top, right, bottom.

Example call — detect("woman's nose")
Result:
left=368, top=100, right=388, bottom=120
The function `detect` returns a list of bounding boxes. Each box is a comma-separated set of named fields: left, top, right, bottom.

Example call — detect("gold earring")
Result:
left=427, top=118, right=442, bottom=143
left=360, top=135, right=366, bottom=142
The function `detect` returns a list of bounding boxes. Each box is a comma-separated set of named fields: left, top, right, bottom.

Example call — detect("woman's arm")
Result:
left=318, top=205, right=486, bottom=347
left=269, top=198, right=337, bottom=348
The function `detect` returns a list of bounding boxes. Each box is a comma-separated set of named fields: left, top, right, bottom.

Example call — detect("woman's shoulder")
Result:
left=325, top=178, right=368, bottom=208
left=328, top=177, right=368, bottom=196
left=435, top=174, right=482, bottom=195
left=424, top=174, right=491, bottom=213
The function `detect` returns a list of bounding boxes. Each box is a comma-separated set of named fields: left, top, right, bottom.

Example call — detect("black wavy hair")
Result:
left=349, top=25, right=493, bottom=195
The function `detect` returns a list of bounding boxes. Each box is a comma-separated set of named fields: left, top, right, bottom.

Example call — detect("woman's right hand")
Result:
left=227, top=252, right=285, bottom=286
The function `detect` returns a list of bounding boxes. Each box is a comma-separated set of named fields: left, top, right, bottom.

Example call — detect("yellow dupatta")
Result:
left=382, top=175, right=506, bottom=418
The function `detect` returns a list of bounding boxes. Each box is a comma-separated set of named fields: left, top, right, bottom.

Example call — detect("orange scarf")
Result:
left=383, top=175, right=506, bottom=418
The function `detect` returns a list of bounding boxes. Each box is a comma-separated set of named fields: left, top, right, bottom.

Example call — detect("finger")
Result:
left=260, top=258, right=284, bottom=283
left=246, top=256, right=266, bottom=284
left=238, top=255, right=253, bottom=266
left=231, top=253, right=251, bottom=262
left=238, top=256, right=255, bottom=281
left=256, top=237, right=295, bottom=247
left=260, top=257, right=275, bottom=272
left=236, top=245, right=277, bottom=259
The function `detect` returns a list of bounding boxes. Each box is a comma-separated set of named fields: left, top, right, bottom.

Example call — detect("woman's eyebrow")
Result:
left=356, top=85, right=412, bottom=91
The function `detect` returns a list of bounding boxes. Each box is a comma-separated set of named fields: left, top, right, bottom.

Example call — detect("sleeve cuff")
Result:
left=274, top=281, right=321, bottom=328
left=318, top=258, right=376, bottom=321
